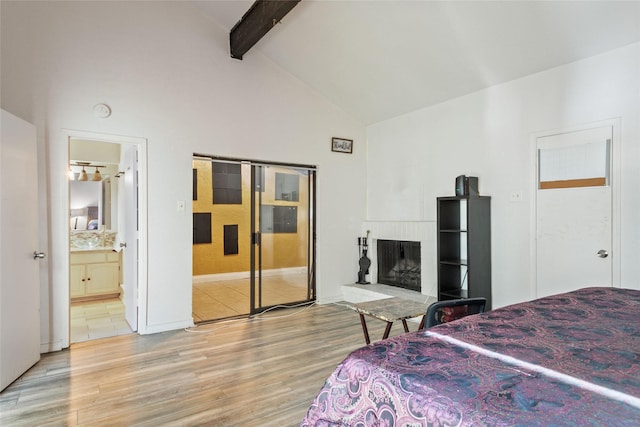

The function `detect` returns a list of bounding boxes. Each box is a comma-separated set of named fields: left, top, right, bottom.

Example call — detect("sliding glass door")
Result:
left=250, top=164, right=316, bottom=314
left=191, top=155, right=315, bottom=322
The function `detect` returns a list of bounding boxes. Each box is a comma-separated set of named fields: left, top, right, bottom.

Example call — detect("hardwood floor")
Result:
left=0, top=303, right=409, bottom=426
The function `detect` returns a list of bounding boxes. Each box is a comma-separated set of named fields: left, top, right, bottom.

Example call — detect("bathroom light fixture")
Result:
left=92, top=167, right=102, bottom=181
left=79, top=167, right=89, bottom=181
left=70, top=162, right=106, bottom=181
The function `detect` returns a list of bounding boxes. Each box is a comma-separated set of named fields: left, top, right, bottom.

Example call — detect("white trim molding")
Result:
left=58, top=129, right=148, bottom=347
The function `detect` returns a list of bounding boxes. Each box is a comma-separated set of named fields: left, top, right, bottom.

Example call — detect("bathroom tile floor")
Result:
left=70, top=298, right=133, bottom=343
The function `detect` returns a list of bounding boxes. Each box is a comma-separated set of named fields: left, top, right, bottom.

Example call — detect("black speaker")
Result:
left=455, top=175, right=479, bottom=196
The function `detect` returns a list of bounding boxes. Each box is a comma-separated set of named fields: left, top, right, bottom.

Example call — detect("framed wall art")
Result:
left=331, top=137, right=353, bottom=154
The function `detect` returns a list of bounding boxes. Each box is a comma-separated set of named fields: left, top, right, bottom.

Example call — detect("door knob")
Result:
left=120, top=242, right=127, bottom=248
left=597, top=249, right=608, bottom=258
left=33, top=251, right=46, bottom=260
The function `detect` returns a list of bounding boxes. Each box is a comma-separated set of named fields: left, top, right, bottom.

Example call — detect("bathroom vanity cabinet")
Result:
left=70, top=250, right=121, bottom=300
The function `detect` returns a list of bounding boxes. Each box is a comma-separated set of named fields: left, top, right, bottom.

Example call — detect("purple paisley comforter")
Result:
left=301, top=287, right=640, bottom=426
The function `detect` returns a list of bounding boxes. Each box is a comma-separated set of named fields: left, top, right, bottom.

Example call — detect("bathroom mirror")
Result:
left=70, top=181, right=101, bottom=230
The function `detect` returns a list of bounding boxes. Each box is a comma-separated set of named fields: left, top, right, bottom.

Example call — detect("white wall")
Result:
left=0, top=1, right=366, bottom=350
left=367, top=43, right=640, bottom=308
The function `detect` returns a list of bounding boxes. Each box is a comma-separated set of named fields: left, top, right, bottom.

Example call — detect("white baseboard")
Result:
left=316, top=294, right=344, bottom=305
left=41, top=339, right=64, bottom=353
left=142, top=319, right=194, bottom=334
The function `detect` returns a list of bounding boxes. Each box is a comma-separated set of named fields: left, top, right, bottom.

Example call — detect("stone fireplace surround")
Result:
left=343, top=221, right=437, bottom=303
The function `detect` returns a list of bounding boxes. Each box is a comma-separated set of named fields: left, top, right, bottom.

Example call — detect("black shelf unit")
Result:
left=437, top=196, right=491, bottom=309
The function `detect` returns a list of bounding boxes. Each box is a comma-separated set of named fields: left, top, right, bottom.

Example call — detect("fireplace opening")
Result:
left=377, top=239, right=421, bottom=292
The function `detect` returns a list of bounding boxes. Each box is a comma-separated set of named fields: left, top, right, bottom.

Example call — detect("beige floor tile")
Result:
left=192, top=271, right=312, bottom=323
left=71, top=298, right=133, bottom=344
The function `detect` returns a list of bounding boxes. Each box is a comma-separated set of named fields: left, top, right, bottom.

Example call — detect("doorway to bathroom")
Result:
left=192, top=155, right=316, bottom=322
left=68, top=134, right=146, bottom=343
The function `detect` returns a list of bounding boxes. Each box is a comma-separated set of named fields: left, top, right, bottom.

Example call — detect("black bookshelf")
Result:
left=437, top=196, right=491, bottom=309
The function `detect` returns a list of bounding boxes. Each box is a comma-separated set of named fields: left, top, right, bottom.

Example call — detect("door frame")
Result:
left=61, top=129, right=148, bottom=346
left=529, top=118, right=621, bottom=298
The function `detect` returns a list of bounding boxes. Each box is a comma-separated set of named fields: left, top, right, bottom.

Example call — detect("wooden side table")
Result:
left=344, top=296, right=436, bottom=344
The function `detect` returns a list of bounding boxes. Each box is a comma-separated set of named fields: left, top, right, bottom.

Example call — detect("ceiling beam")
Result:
left=230, top=0, right=300, bottom=60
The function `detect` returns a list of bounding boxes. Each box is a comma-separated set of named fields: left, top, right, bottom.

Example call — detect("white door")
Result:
left=122, top=145, right=138, bottom=331
left=536, top=125, right=613, bottom=298
left=1, top=109, right=41, bottom=391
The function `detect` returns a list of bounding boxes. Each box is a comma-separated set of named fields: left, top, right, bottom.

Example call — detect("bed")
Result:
left=301, top=287, right=640, bottom=426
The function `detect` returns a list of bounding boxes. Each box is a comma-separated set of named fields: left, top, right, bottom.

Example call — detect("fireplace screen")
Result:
left=377, top=240, right=421, bottom=292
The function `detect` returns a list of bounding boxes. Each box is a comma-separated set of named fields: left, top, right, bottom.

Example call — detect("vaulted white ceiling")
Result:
left=194, top=0, right=640, bottom=125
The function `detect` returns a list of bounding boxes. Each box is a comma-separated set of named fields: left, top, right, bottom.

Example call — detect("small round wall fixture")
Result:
left=93, top=103, right=111, bottom=118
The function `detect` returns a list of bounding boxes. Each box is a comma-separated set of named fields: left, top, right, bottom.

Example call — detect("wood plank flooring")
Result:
left=0, top=303, right=411, bottom=426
